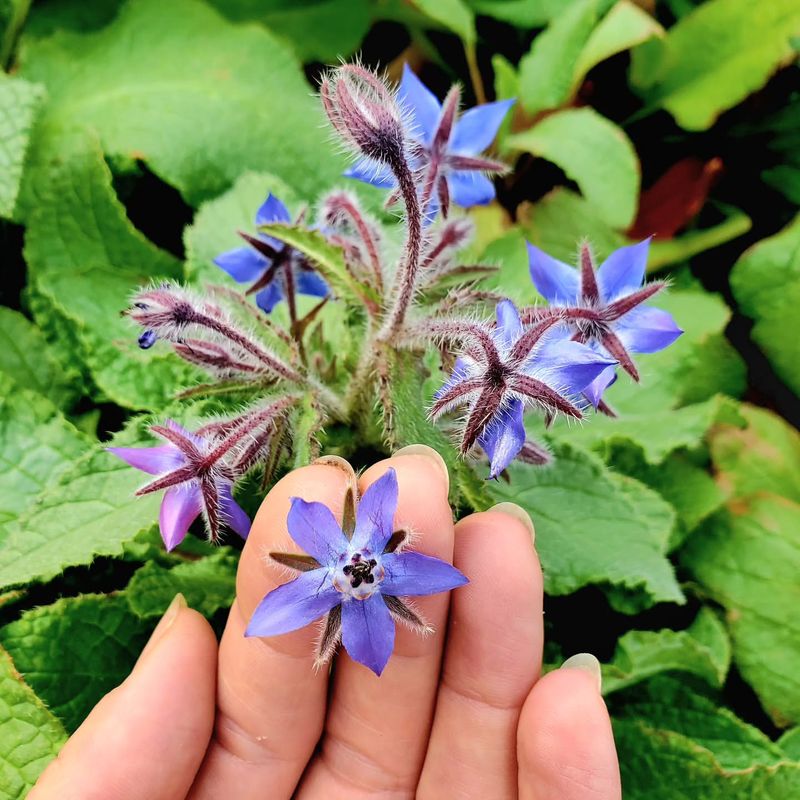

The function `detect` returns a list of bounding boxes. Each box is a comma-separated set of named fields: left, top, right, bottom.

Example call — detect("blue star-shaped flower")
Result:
left=214, top=193, right=328, bottom=313
left=346, top=65, right=514, bottom=217
left=245, top=468, right=467, bottom=676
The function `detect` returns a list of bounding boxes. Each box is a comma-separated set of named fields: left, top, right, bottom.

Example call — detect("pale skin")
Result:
left=30, top=449, right=622, bottom=800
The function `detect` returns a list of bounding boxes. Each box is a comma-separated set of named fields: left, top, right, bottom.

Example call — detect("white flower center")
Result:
left=332, top=549, right=384, bottom=600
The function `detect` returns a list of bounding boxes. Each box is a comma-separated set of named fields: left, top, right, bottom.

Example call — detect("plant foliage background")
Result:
left=1, top=0, right=799, bottom=797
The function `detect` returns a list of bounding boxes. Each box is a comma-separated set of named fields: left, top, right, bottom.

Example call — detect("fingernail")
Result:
left=313, top=455, right=357, bottom=486
left=487, top=502, right=535, bottom=542
left=393, top=444, right=449, bottom=493
left=139, top=593, right=186, bottom=662
left=560, top=652, right=602, bottom=692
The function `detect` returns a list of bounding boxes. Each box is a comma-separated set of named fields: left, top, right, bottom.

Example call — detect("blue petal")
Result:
left=219, top=484, right=251, bottom=540
left=255, top=193, right=291, bottom=226
left=381, top=551, right=468, bottom=596
left=286, top=497, right=349, bottom=566
left=450, top=99, right=515, bottom=154
left=617, top=306, right=683, bottom=354
left=214, top=247, right=268, bottom=284
left=495, top=300, right=523, bottom=348
left=596, top=239, right=651, bottom=300
left=583, top=365, right=617, bottom=408
left=245, top=569, right=340, bottom=637
left=398, top=63, right=442, bottom=145
left=447, top=171, right=496, bottom=207
left=535, top=338, right=618, bottom=395
left=296, top=269, right=329, bottom=298
left=352, top=468, right=398, bottom=554
left=159, top=485, right=203, bottom=552
left=107, top=444, right=183, bottom=475
left=341, top=593, right=395, bottom=675
left=435, top=357, right=471, bottom=401
left=526, top=242, right=580, bottom=304
left=344, top=160, right=396, bottom=189
left=255, top=282, right=284, bottom=313
left=478, top=398, right=526, bottom=478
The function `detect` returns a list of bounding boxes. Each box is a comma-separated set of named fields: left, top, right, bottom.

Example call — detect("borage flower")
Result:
left=214, top=193, right=328, bottom=314
left=246, top=468, right=466, bottom=676
left=346, top=64, right=514, bottom=217
left=525, top=239, right=683, bottom=386
left=108, top=421, right=250, bottom=550
left=430, top=301, right=616, bottom=477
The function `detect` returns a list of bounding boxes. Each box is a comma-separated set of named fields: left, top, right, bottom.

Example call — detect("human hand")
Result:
left=30, top=449, right=621, bottom=799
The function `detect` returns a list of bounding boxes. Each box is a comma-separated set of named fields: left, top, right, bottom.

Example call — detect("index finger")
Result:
left=188, top=462, right=351, bottom=800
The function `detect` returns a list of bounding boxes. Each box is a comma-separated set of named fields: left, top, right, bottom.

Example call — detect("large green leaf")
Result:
left=17, top=0, right=343, bottom=214
left=0, top=375, right=87, bottom=534
left=468, top=0, right=577, bottom=27
left=682, top=497, right=800, bottom=727
left=0, top=645, right=66, bottom=800
left=410, top=0, right=475, bottom=44
left=507, top=107, right=640, bottom=229
left=0, top=308, right=79, bottom=409
left=730, top=215, right=800, bottom=396
left=0, top=74, right=44, bottom=219
left=0, top=431, right=161, bottom=592
left=489, top=441, right=683, bottom=606
left=630, top=0, right=800, bottom=130
left=603, top=607, right=730, bottom=694
left=613, top=677, right=800, bottom=798
left=0, top=594, right=150, bottom=732
left=24, top=133, right=199, bottom=410
left=710, top=403, right=800, bottom=503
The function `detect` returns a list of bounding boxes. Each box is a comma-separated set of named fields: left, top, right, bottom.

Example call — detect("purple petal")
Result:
left=214, top=247, right=268, bottom=284
left=255, top=282, right=283, bottom=313
left=398, top=63, right=442, bottom=145
left=159, top=485, right=203, bottom=551
left=296, top=269, right=329, bottom=298
left=527, top=242, right=580, bottom=304
left=450, top=99, right=515, bottom=154
left=220, top=484, right=251, bottom=540
left=535, top=338, right=617, bottom=395
left=164, top=419, right=207, bottom=449
left=255, top=193, right=291, bottom=226
left=596, top=239, right=651, bottom=300
left=435, top=356, right=471, bottom=401
left=495, top=299, right=523, bottom=348
left=341, top=594, right=395, bottom=675
left=344, top=160, right=396, bottom=189
left=352, top=468, right=398, bottom=554
left=447, top=171, right=496, bottom=207
left=287, top=497, right=349, bottom=566
left=617, top=306, right=683, bottom=354
left=245, top=569, right=340, bottom=637
left=381, top=551, right=468, bottom=596
left=583, top=365, right=617, bottom=408
left=107, top=444, right=182, bottom=475
left=478, top=398, right=526, bottom=478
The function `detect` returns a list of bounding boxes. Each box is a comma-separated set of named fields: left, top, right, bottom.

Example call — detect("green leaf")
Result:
left=710, top=403, right=800, bottom=503
left=0, top=427, right=162, bottom=591
left=517, top=0, right=612, bottom=114
left=779, top=727, right=800, bottom=760
left=125, top=550, right=237, bottom=620
left=259, top=222, right=381, bottom=309
left=0, top=74, right=44, bottom=219
left=572, top=0, right=664, bottom=93
left=17, top=0, right=344, bottom=214
left=410, top=0, right=475, bottom=43
left=0, top=594, right=151, bottom=732
left=488, top=441, right=683, bottom=606
left=209, top=0, right=371, bottom=62
left=0, top=645, right=66, bottom=800
left=507, top=107, right=640, bottom=229
left=468, top=0, right=577, bottom=27
left=682, top=496, right=800, bottom=727
left=0, top=375, right=87, bottom=534
left=603, top=607, right=730, bottom=694
left=730, top=214, right=800, bottom=396
left=630, top=0, right=800, bottom=130
left=613, top=677, right=800, bottom=799
left=22, top=0, right=122, bottom=38
left=0, top=0, right=31, bottom=65
left=23, top=132, right=199, bottom=410
left=0, top=308, right=79, bottom=409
